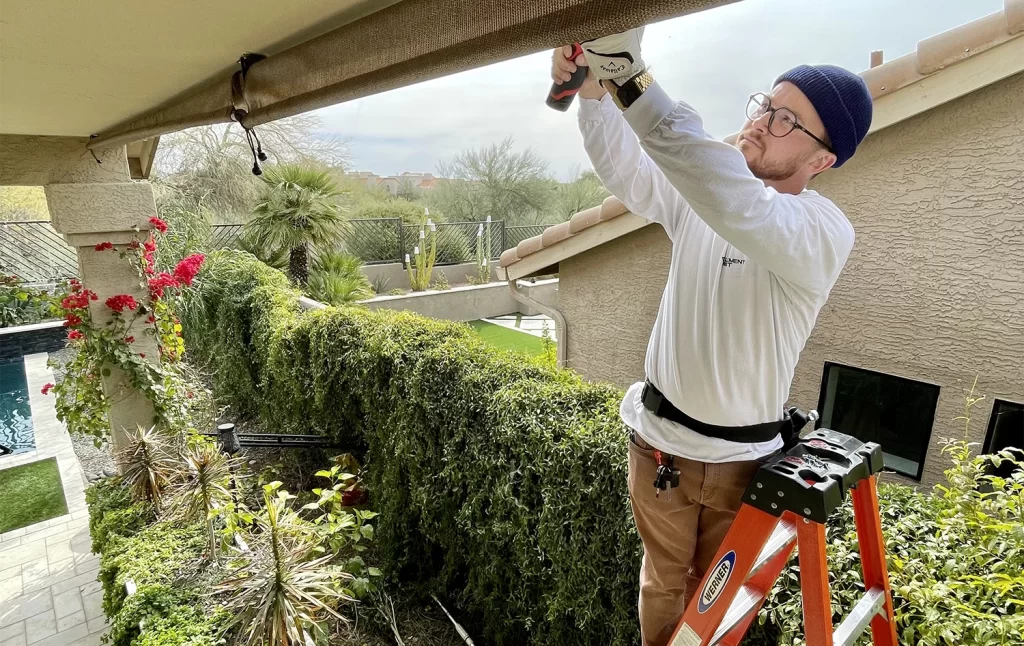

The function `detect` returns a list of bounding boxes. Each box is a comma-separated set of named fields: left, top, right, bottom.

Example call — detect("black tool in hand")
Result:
left=546, top=43, right=588, bottom=111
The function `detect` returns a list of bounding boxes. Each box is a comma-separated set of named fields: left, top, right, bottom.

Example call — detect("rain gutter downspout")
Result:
left=507, top=279, right=567, bottom=368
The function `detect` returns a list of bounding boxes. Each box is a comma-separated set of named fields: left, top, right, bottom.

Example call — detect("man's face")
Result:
left=736, top=82, right=832, bottom=182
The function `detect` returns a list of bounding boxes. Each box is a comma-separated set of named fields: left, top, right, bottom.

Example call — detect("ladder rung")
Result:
left=749, top=518, right=797, bottom=577
left=833, top=587, right=886, bottom=646
left=709, top=585, right=762, bottom=645
left=707, top=519, right=798, bottom=645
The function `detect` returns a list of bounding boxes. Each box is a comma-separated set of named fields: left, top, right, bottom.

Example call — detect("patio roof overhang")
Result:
left=0, top=0, right=739, bottom=168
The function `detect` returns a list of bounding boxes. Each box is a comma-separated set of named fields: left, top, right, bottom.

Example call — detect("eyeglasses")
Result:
left=745, top=93, right=834, bottom=154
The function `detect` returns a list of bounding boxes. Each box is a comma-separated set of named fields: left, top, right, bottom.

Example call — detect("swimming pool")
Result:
left=0, top=358, right=35, bottom=456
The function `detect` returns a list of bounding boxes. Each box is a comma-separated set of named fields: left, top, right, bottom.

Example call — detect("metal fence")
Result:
left=0, top=221, right=78, bottom=285
left=0, top=218, right=554, bottom=282
left=206, top=220, right=551, bottom=267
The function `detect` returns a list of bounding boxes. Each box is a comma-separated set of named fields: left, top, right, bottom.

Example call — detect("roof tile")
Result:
left=541, top=221, right=573, bottom=247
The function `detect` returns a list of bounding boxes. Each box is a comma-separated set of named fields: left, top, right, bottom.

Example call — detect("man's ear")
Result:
left=808, top=151, right=836, bottom=175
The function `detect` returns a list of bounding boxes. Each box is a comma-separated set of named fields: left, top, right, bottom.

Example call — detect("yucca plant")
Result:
left=217, top=482, right=353, bottom=646
left=246, top=164, right=346, bottom=285
left=307, top=251, right=374, bottom=305
left=405, top=209, right=436, bottom=292
left=115, top=424, right=179, bottom=510
left=167, top=438, right=244, bottom=562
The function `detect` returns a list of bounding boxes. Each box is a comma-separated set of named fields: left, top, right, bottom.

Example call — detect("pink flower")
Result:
left=148, top=217, right=168, bottom=234
left=41, top=383, right=54, bottom=395
left=147, top=272, right=179, bottom=300
left=67, top=330, right=84, bottom=341
left=105, top=294, right=138, bottom=313
left=173, top=254, right=205, bottom=287
left=94, top=242, right=114, bottom=252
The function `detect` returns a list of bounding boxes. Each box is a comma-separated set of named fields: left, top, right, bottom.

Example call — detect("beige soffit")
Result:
left=500, top=0, right=1024, bottom=279
left=0, top=0, right=393, bottom=138
left=83, top=0, right=739, bottom=150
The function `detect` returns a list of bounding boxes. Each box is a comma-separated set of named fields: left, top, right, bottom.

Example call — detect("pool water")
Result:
left=0, top=358, right=34, bottom=456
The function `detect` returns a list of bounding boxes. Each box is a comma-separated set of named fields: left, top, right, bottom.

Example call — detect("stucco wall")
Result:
left=561, top=73, right=1024, bottom=486
left=561, top=223, right=670, bottom=388
left=360, top=278, right=559, bottom=321
left=790, top=72, right=1024, bottom=486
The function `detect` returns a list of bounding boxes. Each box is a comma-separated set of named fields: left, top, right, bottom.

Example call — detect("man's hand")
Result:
left=581, top=28, right=645, bottom=85
left=551, top=46, right=607, bottom=100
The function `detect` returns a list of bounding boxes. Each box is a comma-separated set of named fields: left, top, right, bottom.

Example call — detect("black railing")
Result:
left=0, top=221, right=78, bottom=284
left=0, top=218, right=555, bottom=282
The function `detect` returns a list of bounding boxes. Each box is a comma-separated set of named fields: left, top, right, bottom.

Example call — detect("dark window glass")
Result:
left=816, top=363, right=940, bottom=480
left=983, top=399, right=1023, bottom=480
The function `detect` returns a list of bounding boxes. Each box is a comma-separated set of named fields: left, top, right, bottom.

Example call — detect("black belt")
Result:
left=641, top=379, right=797, bottom=447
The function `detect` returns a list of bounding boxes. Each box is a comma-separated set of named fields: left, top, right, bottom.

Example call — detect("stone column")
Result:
left=38, top=143, right=158, bottom=454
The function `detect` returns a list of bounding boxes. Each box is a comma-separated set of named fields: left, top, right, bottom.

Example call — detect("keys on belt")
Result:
left=630, top=431, right=680, bottom=496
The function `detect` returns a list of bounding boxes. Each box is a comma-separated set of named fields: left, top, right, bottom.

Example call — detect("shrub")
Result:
left=182, top=250, right=1024, bottom=646
left=85, top=477, right=155, bottom=554
left=307, top=250, right=374, bottom=305
left=183, top=251, right=640, bottom=645
left=0, top=274, right=58, bottom=328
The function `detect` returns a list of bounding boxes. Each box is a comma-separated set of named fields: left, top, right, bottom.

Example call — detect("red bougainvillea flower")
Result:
left=67, top=330, right=84, bottom=341
left=139, top=353, right=146, bottom=359
left=125, top=336, right=135, bottom=344
left=173, top=254, right=205, bottom=286
left=41, top=383, right=54, bottom=395
left=146, top=315, right=156, bottom=324
left=148, top=217, right=168, bottom=234
left=94, top=242, right=114, bottom=252
left=65, top=314, right=83, bottom=327
left=105, top=294, right=139, bottom=313
left=147, top=272, right=179, bottom=300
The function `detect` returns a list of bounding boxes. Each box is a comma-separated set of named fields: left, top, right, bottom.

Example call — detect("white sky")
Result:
left=315, top=0, right=1004, bottom=181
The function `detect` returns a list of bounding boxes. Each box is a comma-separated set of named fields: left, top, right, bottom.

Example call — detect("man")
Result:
left=551, top=28, right=872, bottom=646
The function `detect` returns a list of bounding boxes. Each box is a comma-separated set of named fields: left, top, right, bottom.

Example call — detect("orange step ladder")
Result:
left=667, top=428, right=898, bottom=646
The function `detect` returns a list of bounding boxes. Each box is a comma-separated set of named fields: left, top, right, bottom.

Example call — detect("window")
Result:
left=816, top=363, right=940, bottom=480
left=983, top=399, right=1023, bottom=479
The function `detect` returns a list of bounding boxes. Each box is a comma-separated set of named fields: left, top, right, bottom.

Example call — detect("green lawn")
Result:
left=468, top=320, right=545, bottom=357
left=0, top=457, right=68, bottom=533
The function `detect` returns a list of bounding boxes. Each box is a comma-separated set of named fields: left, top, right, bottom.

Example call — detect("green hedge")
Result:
left=86, top=479, right=228, bottom=646
left=181, top=250, right=641, bottom=645
left=180, top=250, right=1024, bottom=646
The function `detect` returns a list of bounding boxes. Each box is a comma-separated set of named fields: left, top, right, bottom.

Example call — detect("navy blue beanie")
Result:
left=774, top=64, right=873, bottom=167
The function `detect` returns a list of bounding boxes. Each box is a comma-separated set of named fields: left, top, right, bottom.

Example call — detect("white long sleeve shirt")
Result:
left=578, top=83, right=854, bottom=463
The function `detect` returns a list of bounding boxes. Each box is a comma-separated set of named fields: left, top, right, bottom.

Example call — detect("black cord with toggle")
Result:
left=229, top=52, right=269, bottom=175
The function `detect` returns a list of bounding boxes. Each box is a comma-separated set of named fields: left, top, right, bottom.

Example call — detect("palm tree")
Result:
left=245, top=164, right=345, bottom=285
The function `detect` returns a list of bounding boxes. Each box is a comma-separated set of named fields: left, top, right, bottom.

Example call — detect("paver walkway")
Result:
left=0, top=354, right=107, bottom=646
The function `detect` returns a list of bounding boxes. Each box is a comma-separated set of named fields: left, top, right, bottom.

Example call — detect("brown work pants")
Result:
left=627, top=432, right=766, bottom=646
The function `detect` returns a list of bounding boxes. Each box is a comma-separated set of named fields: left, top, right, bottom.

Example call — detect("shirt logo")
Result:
left=722, top=256, right=746, bottom=267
